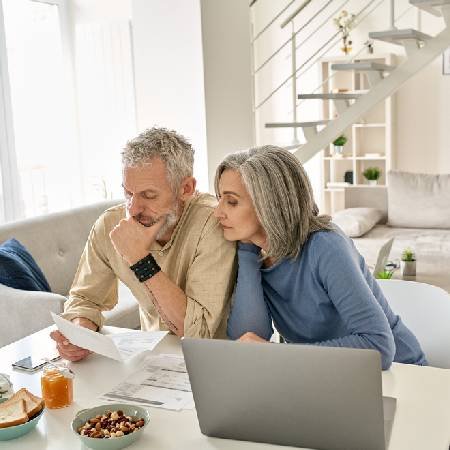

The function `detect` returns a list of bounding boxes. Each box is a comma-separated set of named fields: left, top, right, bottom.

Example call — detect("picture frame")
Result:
left=443, top=47, right=450, bottom=75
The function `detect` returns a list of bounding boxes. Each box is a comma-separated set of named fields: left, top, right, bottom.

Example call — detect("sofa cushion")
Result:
left=332, top=208, right=384, bottom=237
left=388, top=171, right=450, bottom=229
left=0, top=239, right=51, bottom=291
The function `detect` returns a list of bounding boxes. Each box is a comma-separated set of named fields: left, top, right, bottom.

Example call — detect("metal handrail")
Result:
left=251, top=0, right=297, bottom=43
left=254, top=0, right=343, bottom=75
left=254, top=0, right=385, bottom=110
left=280, top=0, right=313, bottom=28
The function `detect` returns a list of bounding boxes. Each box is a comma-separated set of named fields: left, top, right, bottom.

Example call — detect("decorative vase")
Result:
left=401, top=260, right=416, bottom=278
left=368, top=179, right=378, bottom=186
left=333, top=145, right=344, bottom=157
left=341, top=35, right=352, bottom=55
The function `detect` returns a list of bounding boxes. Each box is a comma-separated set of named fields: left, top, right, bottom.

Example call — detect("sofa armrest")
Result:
left=0, top=284, right=66, bottom=347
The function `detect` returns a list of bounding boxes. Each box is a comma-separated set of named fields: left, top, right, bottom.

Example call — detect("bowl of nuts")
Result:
left=71, top=404, right=150, bottom=450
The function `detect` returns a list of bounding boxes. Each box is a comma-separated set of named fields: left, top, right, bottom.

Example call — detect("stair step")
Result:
left=298, top=93, right=363, bottom=100
left=410, top=0, right=450, bottom=17
left=265, top=120, right=329, bottom=128
left=369, top=28, right=432, bottom=45
left=331, top=62, right=394, bottom=72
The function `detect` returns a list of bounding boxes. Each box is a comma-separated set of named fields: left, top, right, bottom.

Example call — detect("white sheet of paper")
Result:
left=51, top=313, right=167, bottom=361
left=98, top=354, right=193, bottom=410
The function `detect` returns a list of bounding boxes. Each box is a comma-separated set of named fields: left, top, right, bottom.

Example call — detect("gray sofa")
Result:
left=0, top=200, right=140, bottom=348
left=341, top=171, right=450, bottom=293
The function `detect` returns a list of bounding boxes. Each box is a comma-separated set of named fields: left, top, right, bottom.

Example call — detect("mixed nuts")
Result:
left=77, top=410, right=145, bottom=439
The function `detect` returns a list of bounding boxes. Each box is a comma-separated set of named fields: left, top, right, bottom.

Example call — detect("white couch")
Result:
left=0, top=200, right=140, bottom=348
left=339, top=171, right=450, bottom=293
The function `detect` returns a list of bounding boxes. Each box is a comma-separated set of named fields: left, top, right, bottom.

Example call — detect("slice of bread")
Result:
left=1, top=388, right=44, bottom=418
left=0, top=398, right=28, bottom=428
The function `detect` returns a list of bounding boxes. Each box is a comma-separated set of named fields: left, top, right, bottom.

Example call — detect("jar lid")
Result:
left=43, top=361, right=75, bottom=379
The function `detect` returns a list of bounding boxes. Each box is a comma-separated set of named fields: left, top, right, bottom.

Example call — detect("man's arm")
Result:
left=62, top=214, right=119, bottom=328
left=110, top=213, right=236, bottom=338
left=51, top=213, right=120, bottom=361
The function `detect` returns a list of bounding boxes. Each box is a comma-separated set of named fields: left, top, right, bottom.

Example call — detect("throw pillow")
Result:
left=332, top=208, right=384, bottom=237
left=0, top=239, right=51, bottom=291
left=388, top=171, right=450, bottom=229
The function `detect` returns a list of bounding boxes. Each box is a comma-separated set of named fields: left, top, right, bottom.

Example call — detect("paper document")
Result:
left=51, top=313, right=167, bottom=361
left=98, top=354, right=194, bottom=410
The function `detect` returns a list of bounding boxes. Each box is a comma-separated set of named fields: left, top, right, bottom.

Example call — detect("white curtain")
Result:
left=0, top=1, right=23, bottom=223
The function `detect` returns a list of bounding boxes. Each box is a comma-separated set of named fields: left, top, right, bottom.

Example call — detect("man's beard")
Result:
left=135, top=208, right=179, bottom=241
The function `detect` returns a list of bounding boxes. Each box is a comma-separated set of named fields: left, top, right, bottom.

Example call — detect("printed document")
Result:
left=51, top=313, right=167, bottom=361
left=98, top=354, right=194, bottom=410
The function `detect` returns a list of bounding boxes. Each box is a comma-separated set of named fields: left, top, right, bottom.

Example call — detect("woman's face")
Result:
left=214, top=169, right=266, bottom=245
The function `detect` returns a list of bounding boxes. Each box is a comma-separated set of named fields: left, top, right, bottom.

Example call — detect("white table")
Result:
left=0, top=327, right=449, bottom=450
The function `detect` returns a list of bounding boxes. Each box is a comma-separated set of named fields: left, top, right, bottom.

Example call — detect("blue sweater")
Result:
left=227, top=228, right=427, bottom=370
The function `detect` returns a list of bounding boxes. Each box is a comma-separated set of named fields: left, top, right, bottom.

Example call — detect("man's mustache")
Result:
left=135, top=214, right=165, bottom=227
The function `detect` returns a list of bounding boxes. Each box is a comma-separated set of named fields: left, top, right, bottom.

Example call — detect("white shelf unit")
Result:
left=318, top=53, right=396, bottom=215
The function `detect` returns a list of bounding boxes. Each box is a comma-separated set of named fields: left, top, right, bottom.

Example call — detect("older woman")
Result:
left=214, top=145, right=426, bottom=370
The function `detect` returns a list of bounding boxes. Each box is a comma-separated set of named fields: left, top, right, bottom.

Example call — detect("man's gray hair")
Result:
left=122, top=127, right=194, bottom=190
left=214, top=145, right=332, bottom=261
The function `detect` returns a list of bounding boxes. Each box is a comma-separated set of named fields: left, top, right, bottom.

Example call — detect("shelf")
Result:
left=347, top=184, right=387, bottom=188
left=355, top=156, right=386, bottom=160
left=323, top=156, right=353, bottom=160
left=353, top=123, right=386, bottom=128
left=324, top=156, right=386, bottom=160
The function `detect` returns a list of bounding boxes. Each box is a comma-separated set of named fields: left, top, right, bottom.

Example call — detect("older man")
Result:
left=51, top=127, right=236, bottom=361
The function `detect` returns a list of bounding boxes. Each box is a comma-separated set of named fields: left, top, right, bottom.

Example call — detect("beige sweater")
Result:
left=62, top=193, right=237, bottom=338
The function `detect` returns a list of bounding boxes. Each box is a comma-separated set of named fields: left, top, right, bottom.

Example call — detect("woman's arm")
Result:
left=227, top=243, right=273, bottom=340
left=312, top=232, right=396, bottom=370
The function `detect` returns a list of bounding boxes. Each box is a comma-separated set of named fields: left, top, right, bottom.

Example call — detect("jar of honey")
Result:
left=41, top=364, right=74, bottom=409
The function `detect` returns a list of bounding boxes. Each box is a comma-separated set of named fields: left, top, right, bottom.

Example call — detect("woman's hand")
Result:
left=238, top=332, right=268, bottom=343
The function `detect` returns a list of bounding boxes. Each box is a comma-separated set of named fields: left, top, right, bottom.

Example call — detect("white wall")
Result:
left=131, top=0, right=209, bottom=192
left=131, top=0, right=254, bottom=193
left=200, top=0, right=254, bottom=192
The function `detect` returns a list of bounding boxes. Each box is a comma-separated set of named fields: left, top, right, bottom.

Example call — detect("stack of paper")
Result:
left=98, top=354, right=194, bottom=411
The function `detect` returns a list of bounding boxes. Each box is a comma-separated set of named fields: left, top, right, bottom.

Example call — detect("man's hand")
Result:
left=109, top=216, right=165, bottom=265
left=238, top=331, right=268, bottom=343
left=50, top=317, right=97, bottom=362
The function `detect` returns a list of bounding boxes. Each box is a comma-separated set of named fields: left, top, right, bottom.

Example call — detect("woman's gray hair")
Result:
left=122, top=127, right=194, bottom=191
left=214, top=145, right=332, bottom=261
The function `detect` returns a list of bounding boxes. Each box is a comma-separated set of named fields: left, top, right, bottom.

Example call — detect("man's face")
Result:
left=122, top=158, right=181, bottom=239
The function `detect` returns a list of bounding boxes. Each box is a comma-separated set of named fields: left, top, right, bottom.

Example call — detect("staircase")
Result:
left=251, top=0, right=450, bottom=164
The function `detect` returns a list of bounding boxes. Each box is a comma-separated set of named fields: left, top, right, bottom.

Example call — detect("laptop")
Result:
left=182, top=338, right=396, bottom=450
left=373, top=237, right=394, bottom=277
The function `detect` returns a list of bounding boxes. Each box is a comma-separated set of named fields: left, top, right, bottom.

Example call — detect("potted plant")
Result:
left=362, top=167, right=381, bottom=186
left=332, top=135, right=347, bottom=157
left=401, top=248, right=416, bottom=278
left=376, top=269, right=394, bottom=280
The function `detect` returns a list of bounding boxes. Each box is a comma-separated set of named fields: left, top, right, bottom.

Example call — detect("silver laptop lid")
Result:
left=182, top=338, right=386, bottom=450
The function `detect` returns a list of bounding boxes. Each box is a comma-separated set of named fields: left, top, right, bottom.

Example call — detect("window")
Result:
left=1, top=0, right=136, bottom=220
left=2, top=0, right=81, bottom=217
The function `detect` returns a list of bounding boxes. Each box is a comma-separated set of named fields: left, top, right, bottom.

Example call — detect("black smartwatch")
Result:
left=130, top=253, right=161, bottom=282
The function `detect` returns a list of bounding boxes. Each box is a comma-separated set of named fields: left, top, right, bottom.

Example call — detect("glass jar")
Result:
left=41, top=364, right=74, bottom=409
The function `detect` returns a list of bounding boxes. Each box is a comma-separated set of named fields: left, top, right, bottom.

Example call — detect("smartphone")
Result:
left=12, top=355, right=61, bottom=373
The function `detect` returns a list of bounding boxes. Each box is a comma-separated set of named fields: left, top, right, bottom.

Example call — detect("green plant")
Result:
left=376, top=269, right=394, bottom=279
left=333, top=135, right=347, bottom=146
left=401, top=248, right=416, bottom=262
left=362, top=167, right=381, bottom=181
